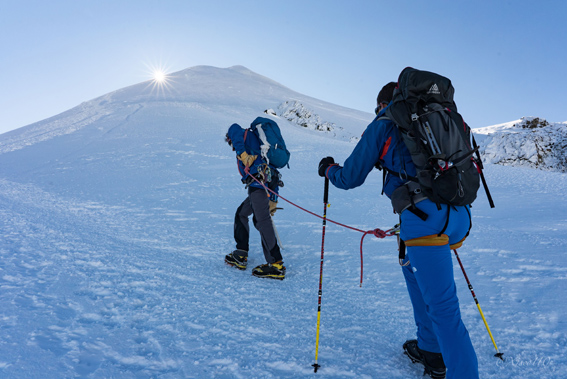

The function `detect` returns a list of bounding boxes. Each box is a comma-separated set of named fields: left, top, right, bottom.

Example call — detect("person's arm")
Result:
left=326, top=121, right=384, bottom=190
left=227, top=124, right=246, bottom=156
left=228, top=124, right=258, bottom=168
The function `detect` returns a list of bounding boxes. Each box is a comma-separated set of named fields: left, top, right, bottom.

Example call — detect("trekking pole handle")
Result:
left=323, top=177, right=329, bottom=205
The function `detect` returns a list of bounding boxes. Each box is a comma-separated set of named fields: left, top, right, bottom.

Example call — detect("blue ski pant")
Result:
left=400, top=200, right=479, bottom=379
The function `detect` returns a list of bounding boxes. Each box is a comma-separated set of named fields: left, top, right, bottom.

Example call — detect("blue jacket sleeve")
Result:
left=326, top=120, right=385, bottom=190
left=227, top=124, right=246, bottom=156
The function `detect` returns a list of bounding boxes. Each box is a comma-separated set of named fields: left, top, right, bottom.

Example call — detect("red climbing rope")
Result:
left=245, top=169, right=397, bottom=286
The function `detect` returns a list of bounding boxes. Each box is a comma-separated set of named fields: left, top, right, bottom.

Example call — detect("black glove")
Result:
left=318, top=156, right=335, bottom=177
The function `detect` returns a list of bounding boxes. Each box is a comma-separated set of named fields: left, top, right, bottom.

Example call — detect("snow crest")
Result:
left=477, top=117, right=567, bottom=172
left=277, top=100, right=336, bottom=132
left=265, top=100, right=360, bottom=143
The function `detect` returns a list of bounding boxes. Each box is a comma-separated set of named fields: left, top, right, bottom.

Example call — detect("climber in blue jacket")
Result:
left=318, top=82, right=478, bottom=379
left=224, top=122, right=285, bottom=280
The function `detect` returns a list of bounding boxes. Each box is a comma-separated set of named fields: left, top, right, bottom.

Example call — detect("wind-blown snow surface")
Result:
left=0, top=66, right=565, bottom=378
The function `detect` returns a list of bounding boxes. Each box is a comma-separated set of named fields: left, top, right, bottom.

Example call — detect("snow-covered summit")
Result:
left=475, top=117, right=567, bottom=172
left=0, top=65, right=368, bottom=154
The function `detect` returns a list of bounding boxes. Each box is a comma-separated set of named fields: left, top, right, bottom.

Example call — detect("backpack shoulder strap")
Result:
left=373, top=115, right=419, bottom=192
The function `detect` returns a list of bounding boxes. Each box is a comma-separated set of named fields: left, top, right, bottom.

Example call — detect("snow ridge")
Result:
left=277, top=100, right=336, bottom=132
left=265, top=100, right=360, bottom=142
left=476, top=117, right=567, bottom=172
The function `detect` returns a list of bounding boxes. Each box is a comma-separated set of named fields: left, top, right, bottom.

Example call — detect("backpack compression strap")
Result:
left=472, top=135, right=495, bottom=208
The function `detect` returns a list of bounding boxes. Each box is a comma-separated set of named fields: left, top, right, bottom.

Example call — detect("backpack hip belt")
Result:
left=391, top=181, right=429, bottom=221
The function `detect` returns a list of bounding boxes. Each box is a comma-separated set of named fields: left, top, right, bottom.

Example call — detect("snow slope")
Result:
left=0, top=66, right=565, bottom=378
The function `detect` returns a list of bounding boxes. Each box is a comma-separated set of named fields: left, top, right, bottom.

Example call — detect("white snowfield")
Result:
left=0, top=66, right=565, bottom=378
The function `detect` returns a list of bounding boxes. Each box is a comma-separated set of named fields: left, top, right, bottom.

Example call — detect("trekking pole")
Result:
left=313, top=177, right=330, bottom=373
left=453, top=249, right=504, bottom=361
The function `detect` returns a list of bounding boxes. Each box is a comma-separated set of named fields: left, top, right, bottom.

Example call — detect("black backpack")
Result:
left=385, top=67, right=494, bottom=210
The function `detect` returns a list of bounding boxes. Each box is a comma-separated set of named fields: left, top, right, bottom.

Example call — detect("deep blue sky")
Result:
left=1, top=0, right=565, bottom=134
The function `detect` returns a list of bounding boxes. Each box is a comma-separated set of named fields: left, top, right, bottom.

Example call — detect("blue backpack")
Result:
left=248, top=117, right=291, bottom=168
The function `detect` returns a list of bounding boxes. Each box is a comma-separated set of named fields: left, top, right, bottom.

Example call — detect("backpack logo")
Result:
left=427, top=83, right=440, bottom=95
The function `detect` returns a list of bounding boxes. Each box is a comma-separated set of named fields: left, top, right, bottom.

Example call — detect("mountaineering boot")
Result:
left=225, top=250, right=248, bottom=270
left=251, top=261, right=286, bottom=280
left=403, top=339, right=446, bottom=379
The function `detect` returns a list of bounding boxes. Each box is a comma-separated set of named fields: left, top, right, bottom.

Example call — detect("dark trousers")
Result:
left=234, top=187, right=282, bottom=264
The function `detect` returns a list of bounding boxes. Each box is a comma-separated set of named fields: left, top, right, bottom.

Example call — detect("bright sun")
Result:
left=143, top=61, right=174, bottom=96
left=153, top=70, right=166, bottom=83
